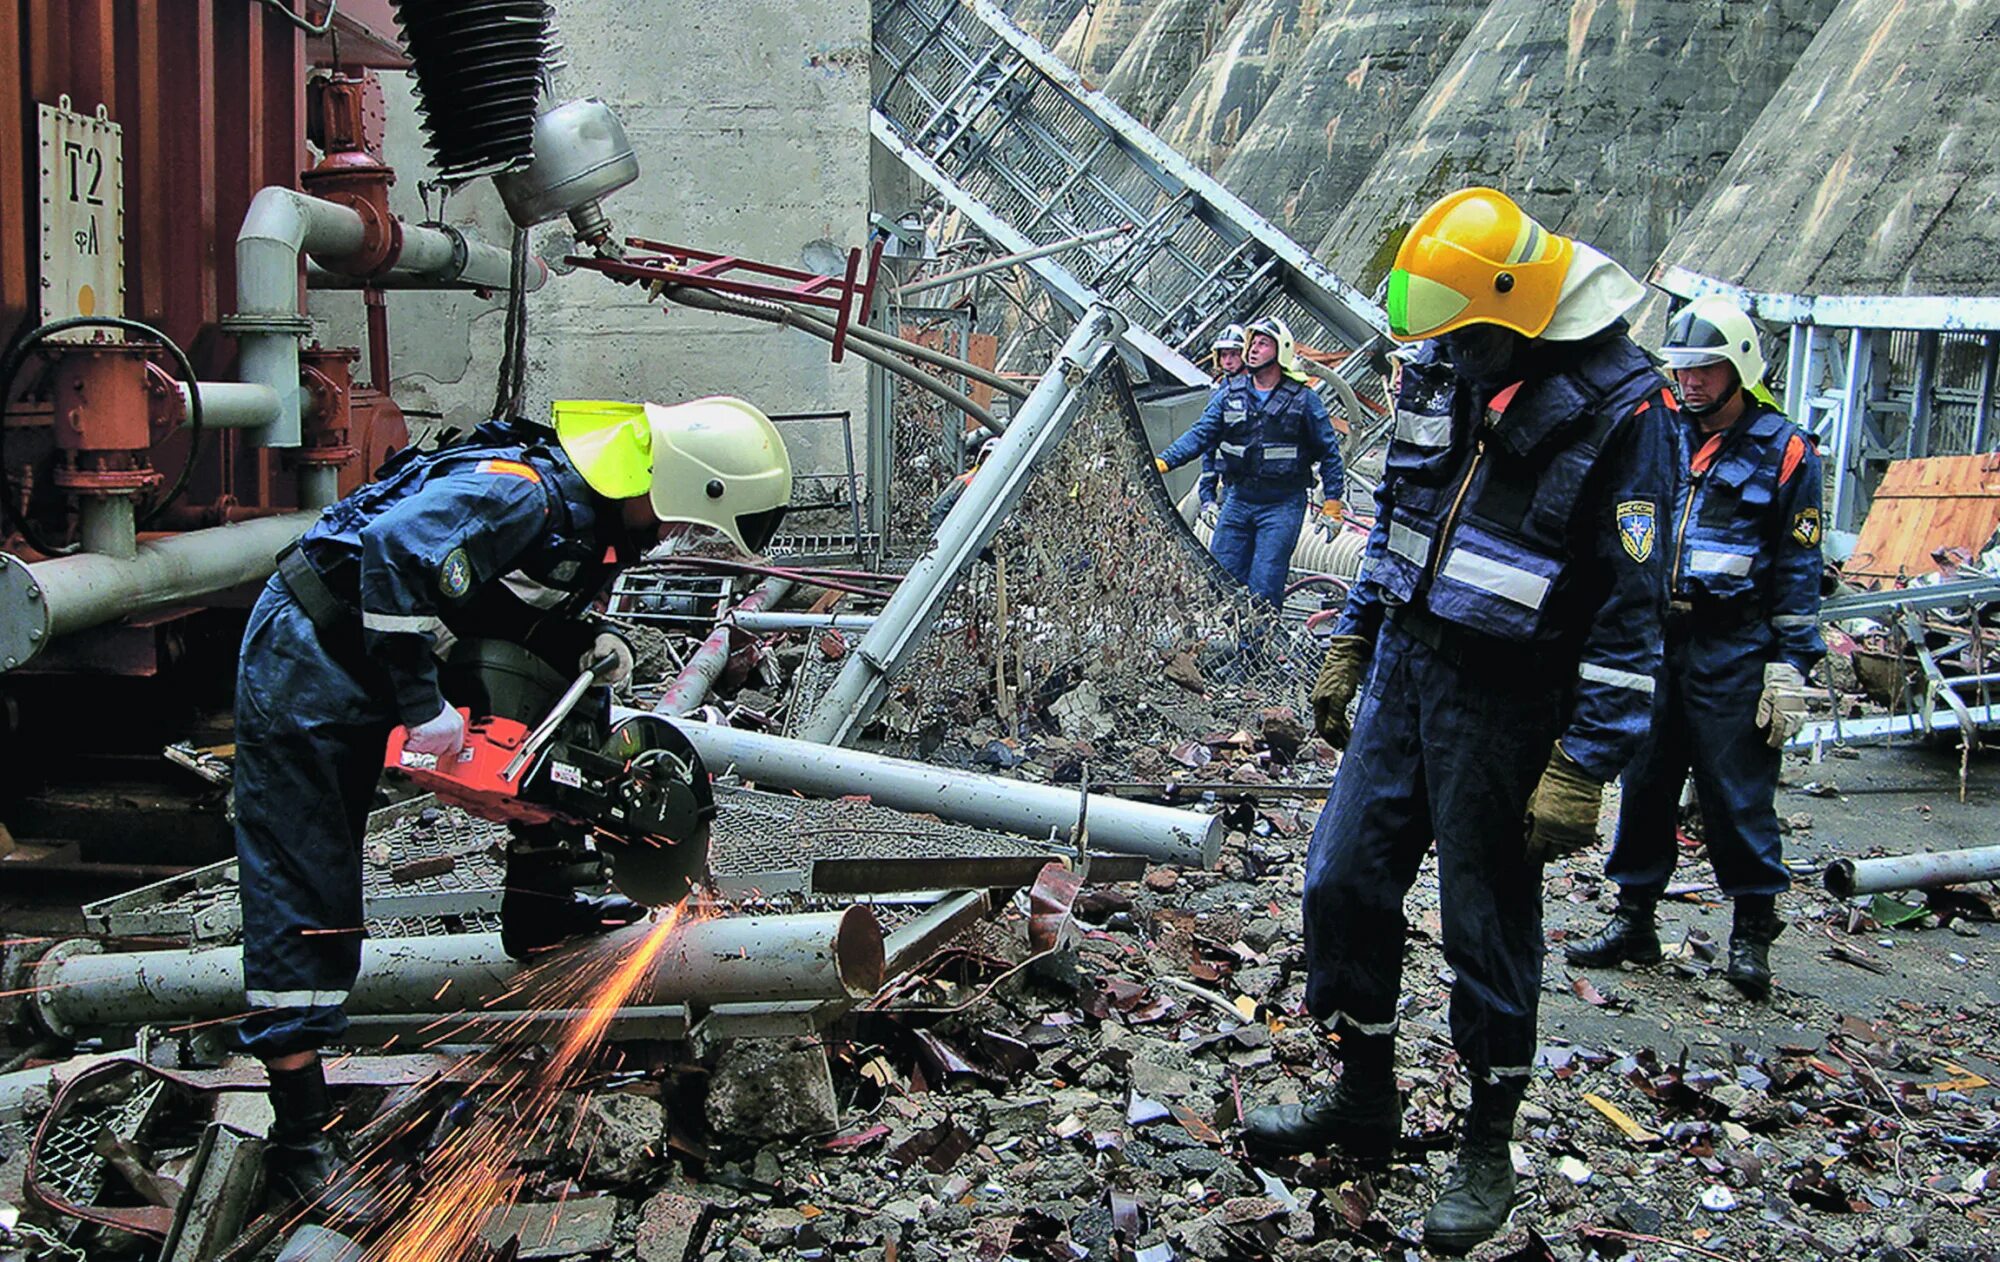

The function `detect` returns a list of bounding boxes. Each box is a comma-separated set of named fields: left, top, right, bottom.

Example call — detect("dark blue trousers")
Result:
left=233, top=578, right=396, bottom=1058
left=1609, top=624, right=1788, bottom=898
left=1302, top=617, right=1568, bottom=1081
left=1209, top=493, right=1306, bottom=608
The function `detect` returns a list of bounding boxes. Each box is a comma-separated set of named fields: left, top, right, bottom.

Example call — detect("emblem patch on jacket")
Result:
left=1791, top=506, right=1822, bottom=547
left=438, top=548, right=473, bottom=600
left=1615, top=500, right=1656, bottom=563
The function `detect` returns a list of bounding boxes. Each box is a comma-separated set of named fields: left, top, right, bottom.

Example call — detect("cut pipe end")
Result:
left=1824, top=858, right=1858, bottom=898
left=834, top=903, right=887, bottom=998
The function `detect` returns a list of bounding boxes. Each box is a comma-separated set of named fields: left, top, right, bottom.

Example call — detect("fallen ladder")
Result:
left=871, top=0, right=1392, bottom=432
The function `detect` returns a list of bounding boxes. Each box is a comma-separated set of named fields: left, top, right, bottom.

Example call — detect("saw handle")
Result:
left=501, top=653, right=621, bottom=781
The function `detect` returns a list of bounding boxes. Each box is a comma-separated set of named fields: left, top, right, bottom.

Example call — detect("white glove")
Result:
left=1198, top=501, right=1220, bottom=530
left=405, top=703, right=467, bottom=759
left=1755, top=661, right=1809, bottom=748
left=582, top=631, right=635, bottom=684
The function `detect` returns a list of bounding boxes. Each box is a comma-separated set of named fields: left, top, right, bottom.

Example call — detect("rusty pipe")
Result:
left=654, top=575, right=792, bottom=716
left=26, top=907, right=884, bottom=1041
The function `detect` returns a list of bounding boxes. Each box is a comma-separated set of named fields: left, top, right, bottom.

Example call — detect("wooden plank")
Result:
left=1847, top=453, right=2000, bottom=581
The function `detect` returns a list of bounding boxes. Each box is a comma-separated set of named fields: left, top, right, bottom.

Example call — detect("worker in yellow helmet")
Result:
left=1243, top=188, right=1675, bottom=1254
left=232, top=399, right=788, bottom=1224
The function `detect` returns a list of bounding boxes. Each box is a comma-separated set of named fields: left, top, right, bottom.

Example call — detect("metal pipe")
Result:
left=798, top=307, right=1123, bottom=746
left=76, top=497, right=137, bottom=560
left=0, top=513, right=318, bottom=671
left=730, top=610, right=880, bottom=633
left=305, top=260, right=548, bottom=291
left=896, top=223, right=1135, bottom=298
left=27, top=908, right=884, bottom=1039
left=658, top=719, right=1223, bottom=867
left=238, top=188, right=531, bottom=448
left=1825, top=845, right=2000, bottom=898
left=655, top=576, right=792, bottom=715
left=175, top=382, right=288, bottom=430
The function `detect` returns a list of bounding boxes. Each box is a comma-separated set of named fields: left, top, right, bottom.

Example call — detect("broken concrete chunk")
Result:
left=705, top=1036, right=839, bottom=1141
left=636, top=1190, right=711, bottom=1262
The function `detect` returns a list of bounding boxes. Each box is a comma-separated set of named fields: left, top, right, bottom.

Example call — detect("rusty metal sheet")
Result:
left=1847, top=453, right=2000, bottom=582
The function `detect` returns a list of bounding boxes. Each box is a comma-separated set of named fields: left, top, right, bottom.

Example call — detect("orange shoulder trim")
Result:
left=1779, top=433, right=1806, bottom=486
left=477, top=459, right=543, bottom=483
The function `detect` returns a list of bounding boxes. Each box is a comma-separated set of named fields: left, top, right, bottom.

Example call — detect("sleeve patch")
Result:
left=438, top=547, right=474, bottom=600
left=1790, top=506, right=1822, bottom=547
left=477, top=459, right=543, bottom=483
left=1616, top=500, right=1656, bottom=563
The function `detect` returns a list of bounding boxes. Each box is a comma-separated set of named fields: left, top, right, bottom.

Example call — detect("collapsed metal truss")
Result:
left=1655, top=266, right=2000, bottom=532
left=870, top=0, right=1390, bottom=405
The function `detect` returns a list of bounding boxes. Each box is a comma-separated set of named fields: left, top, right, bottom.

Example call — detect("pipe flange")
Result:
left=51, top=462, right=162, bottom=494
left=424, top=222, right=471, bottom=284
left=294, top=444, right=359, bottom=468
left=0, top=553, right=51, bottom=671
left=219, top=313, right=315, bottom=338
left=25, top=938, right=102, bottom=1040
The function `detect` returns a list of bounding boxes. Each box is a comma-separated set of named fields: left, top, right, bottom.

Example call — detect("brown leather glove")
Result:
left=1523, top=744, right=1606, bottom=862
left=1309, top=635, right=1370, bottom=749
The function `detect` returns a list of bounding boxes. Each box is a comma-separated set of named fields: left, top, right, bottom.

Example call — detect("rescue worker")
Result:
left=233, top=397, right=791, bottom=1220
left=1567, top=296, right=1823, bottom=1000
left=929, top=432, right=1000, bottom=534
left=1242, top=189, right=1675, bottom=1253
left=1196, top=323, right=1249, bottom=526
left=1154, top=316, right=1346, bottom=607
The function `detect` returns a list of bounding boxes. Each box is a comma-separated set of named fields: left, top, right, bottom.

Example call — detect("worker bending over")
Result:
left=1154, top=316, right=1345, bottom=608
left=232, top=398, right=790, bottom=1220
left=1244, top=188, right=1674, bottom=1253
left=1568, top=296, right=1823, bottom=999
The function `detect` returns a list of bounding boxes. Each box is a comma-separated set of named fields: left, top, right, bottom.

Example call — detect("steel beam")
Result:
left=28, top=909, right=884, bottom=1040
left=656, top=718, right=1224, bottom=867
left=797, top=306, right=1123, bottom=745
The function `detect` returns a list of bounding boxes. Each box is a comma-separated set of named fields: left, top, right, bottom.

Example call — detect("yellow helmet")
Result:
left=1385, top=188, right=1574, bottom=342
left=552, top=396, right=793, bottom=554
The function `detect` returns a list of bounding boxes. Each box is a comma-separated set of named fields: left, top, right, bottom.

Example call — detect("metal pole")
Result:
left=0, top=513, right=320, bottom=671
left=798, top=306, right=1124, bottom=747
left=896, top=223, right=1134, bottom=298
left=28, top=908, right=884, bottom=1039
left=654, top=576, right=793, bottom=716
left=730, top=610, right=880, bottom=633
left=1974, top=332, right=1998, bottom=454
left=657, top=718, right=1222, bottom=867
left=1825, top=845, right=2000, bottom=898
left=1907, top=330, right=1938, bottom=459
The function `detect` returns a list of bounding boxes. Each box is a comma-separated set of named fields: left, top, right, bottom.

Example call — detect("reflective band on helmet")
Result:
left=1579, top=661, right=1656, bottom=694
left=1688, top=549, right=1754, bottom=576
left=1441, top=548, right=1551, bottom=609
left=1263, top=445, right=1298, bottom=459
left=1387, top=521, right=1432, bottom=566
left=1395, top=408, right=1451, bottom=448
left=1771, top=614, right=1819, bottom=629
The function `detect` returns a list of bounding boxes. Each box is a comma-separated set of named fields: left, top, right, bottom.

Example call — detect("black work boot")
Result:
left=1423, top=1078, right=1524, bottom=1254
left=1564, top=891, right=1662, bottom=968
left=266, top=1059, right=387, bottom=1227
left=500, top=844, right=646, bottom=961
left=1724, top=895, right=1783, bottom=1000
left=1242, top=1028, right=1400, bottom=1163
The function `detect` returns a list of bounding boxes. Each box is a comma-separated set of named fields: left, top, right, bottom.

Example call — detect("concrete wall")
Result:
left=309, top=0, right=872, bottom=478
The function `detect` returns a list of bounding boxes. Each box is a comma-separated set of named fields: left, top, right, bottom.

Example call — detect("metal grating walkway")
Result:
left=872, top=0, right=1392, bottom=433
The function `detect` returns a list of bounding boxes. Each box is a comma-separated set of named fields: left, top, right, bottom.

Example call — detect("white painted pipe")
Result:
left=176, top=382, right=288, bottom=430
left=658, top=718, right=1224, bottom=867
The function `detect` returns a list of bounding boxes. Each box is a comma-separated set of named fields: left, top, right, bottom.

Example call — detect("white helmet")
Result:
left=1661, top=296, right=1766, bottom=387
left=1245, top=315, right=1307, bottom=383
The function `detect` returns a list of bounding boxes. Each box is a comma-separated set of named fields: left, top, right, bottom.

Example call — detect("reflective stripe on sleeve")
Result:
left=501, top=571, right=570, bottom=610
left=1771, top=613, right=1819, bottom=629
left=1387, top=521, right=1432, bottom=567
left=1394, top=408, right=1450, bottom=448
left=1687, top=548, right=1754, bottom=576
left=361, top=611, right=443, bottom=635
left=1579, top=661, right=1656, bottom=695
left=1440, top=548, right=1552, bottom=609
left=246, top=988, right=351, bottom=1009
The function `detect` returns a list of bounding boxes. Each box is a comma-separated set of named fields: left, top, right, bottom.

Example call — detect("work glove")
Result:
left=1756, top=661, right=1809, bottom=748
left=404, top=702, right=467, bottom=761
left=1523, top=744, right=1606, bottom=863
left=1309, top=634, right=1370, bottom=749
left=581, top=630, right=635, bottom=685
left=1198, top=500, right=1220, bottom=531
left=1154, top=457, right=1170, bottom=474
left=1314, top=498, right=1346, bottom=540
